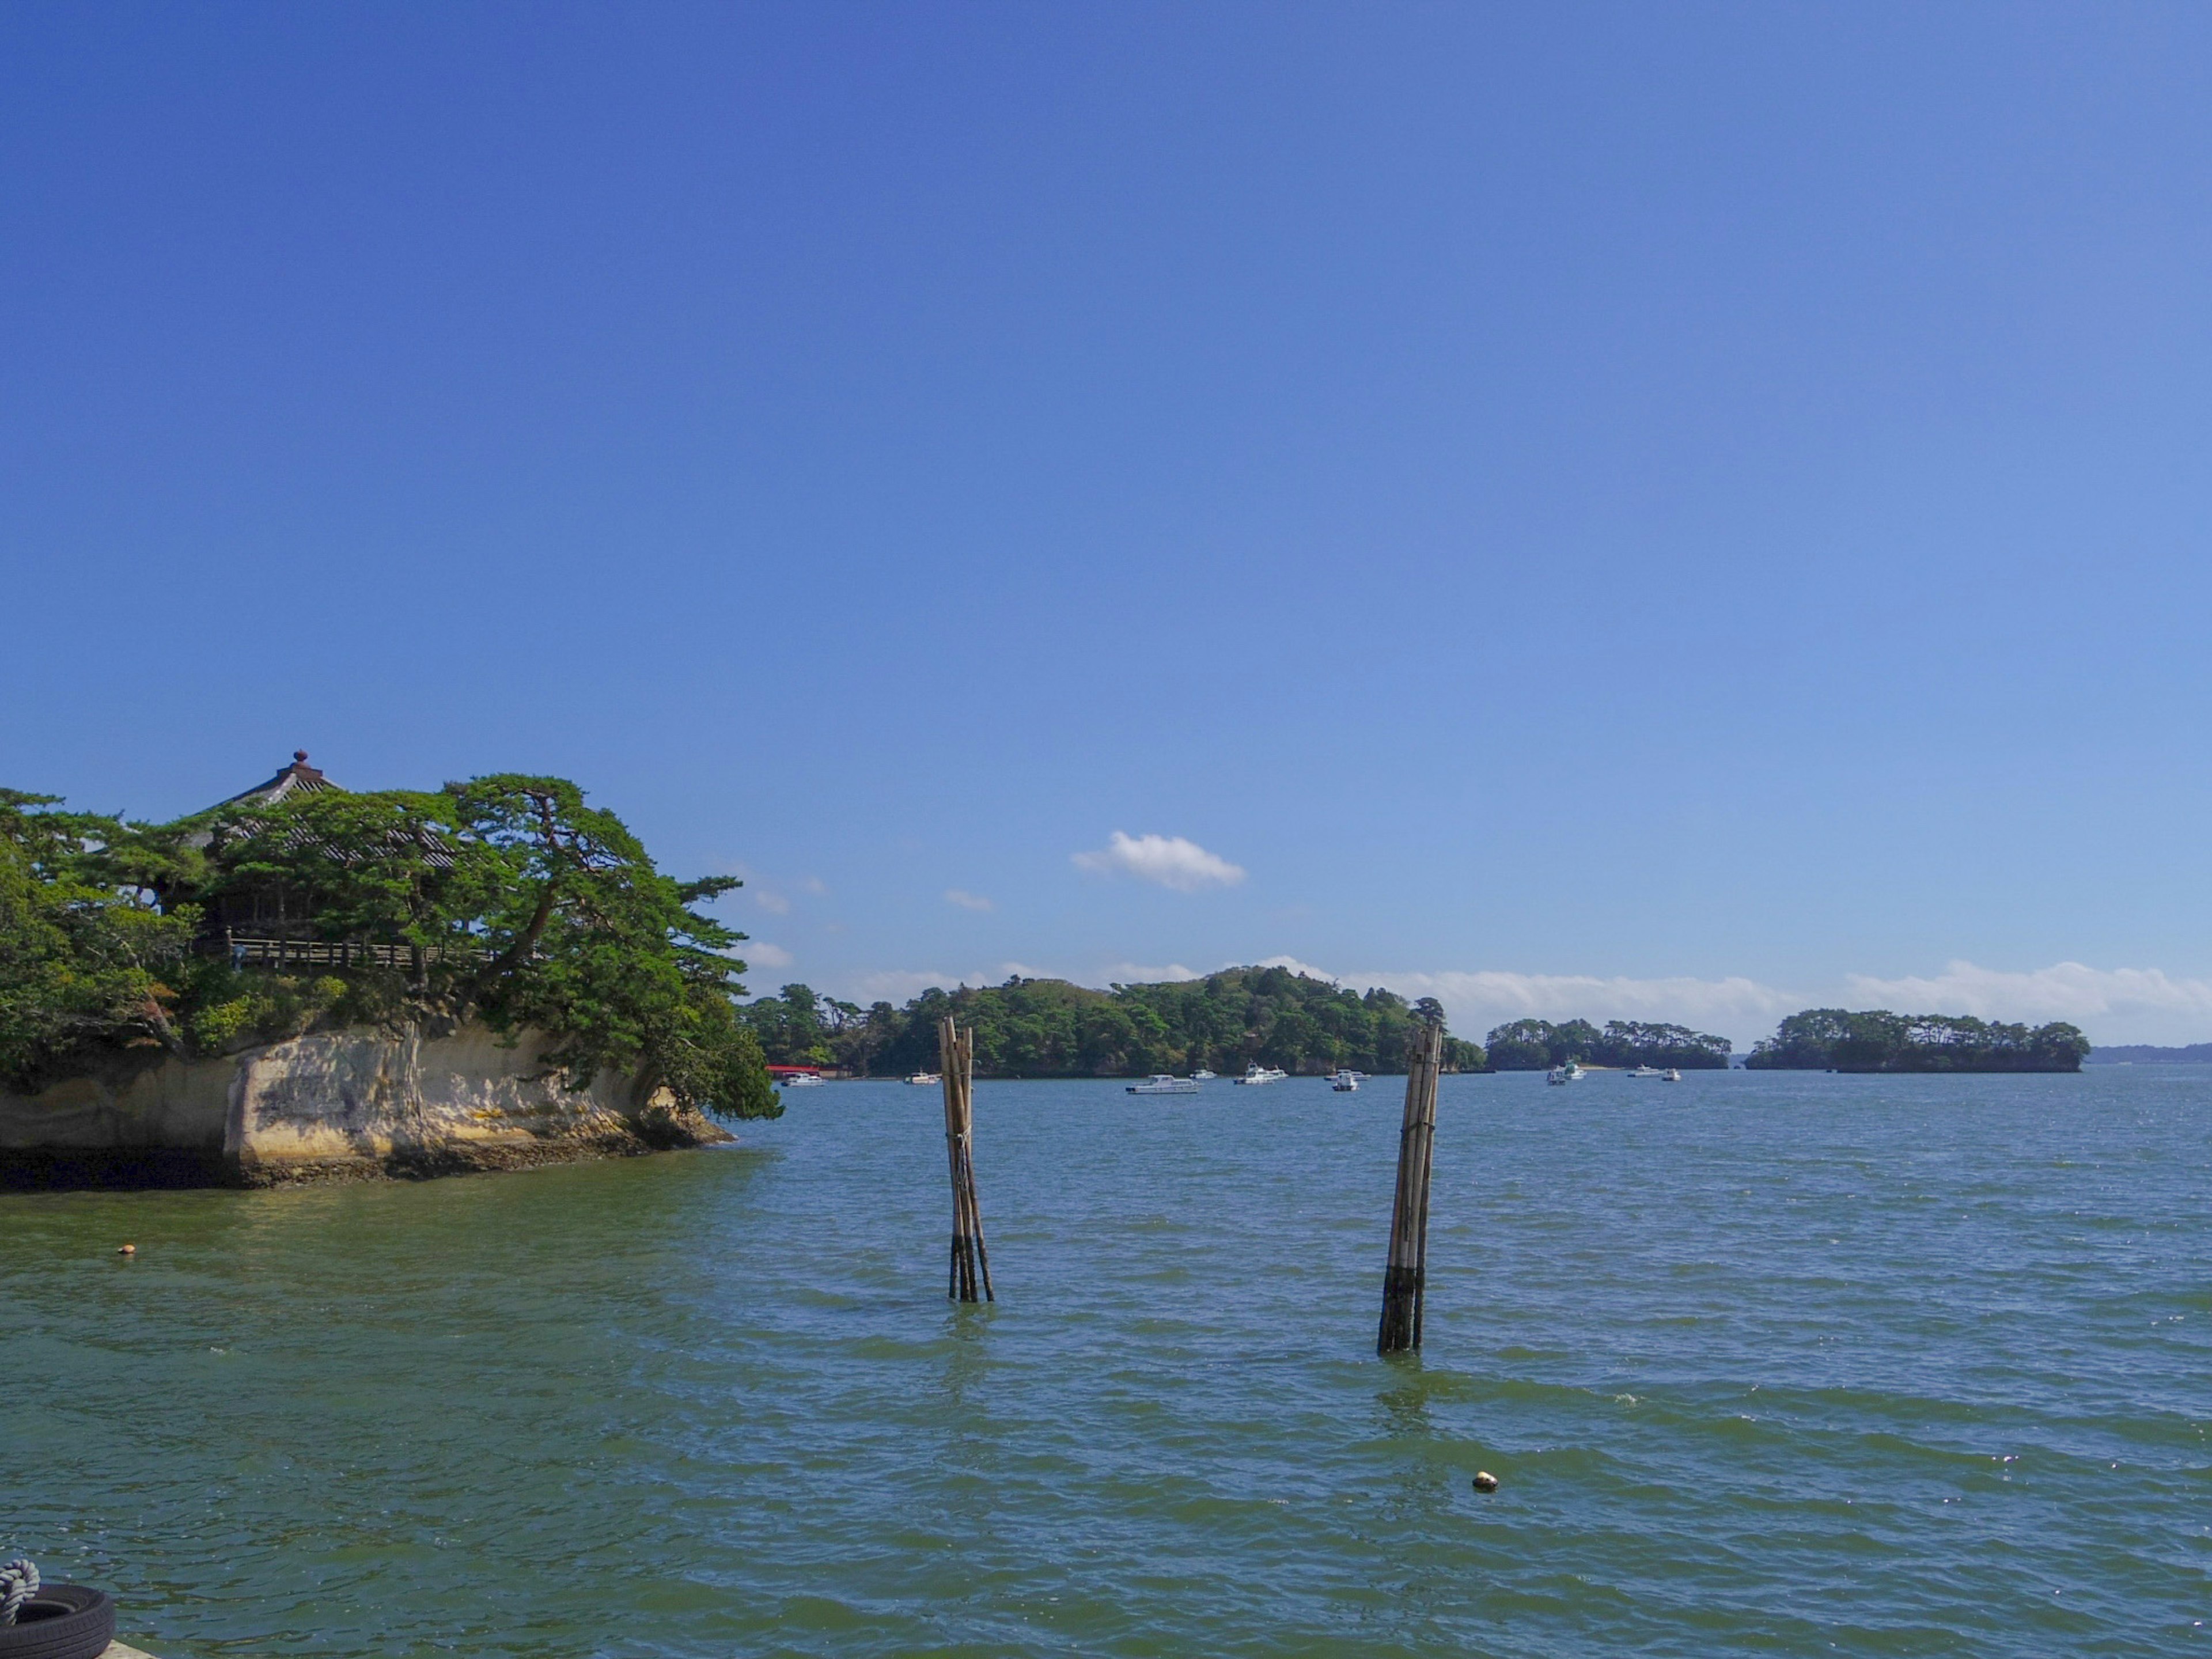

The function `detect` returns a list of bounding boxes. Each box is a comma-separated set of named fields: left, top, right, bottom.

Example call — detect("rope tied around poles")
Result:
left=0, top=1558, right=39, bottom=1625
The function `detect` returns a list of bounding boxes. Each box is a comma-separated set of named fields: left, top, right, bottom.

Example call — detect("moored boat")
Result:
left=1662, top=1068, right=1682, bottom=1082
left=1191, top=1069, right=1218, bottom=1081
left=1233, top=1064, right=1289, bottom=1085
left=1328, top=1069, right=1364, bottom=1092
left=1626, top=1064, right=1663, bottom=1079
left=1546, top=1060, right=1587, bottom=1085
left=1127, top=1074, right=1201, bottom=1095
left=904, top=1071, right=941, bottom=1086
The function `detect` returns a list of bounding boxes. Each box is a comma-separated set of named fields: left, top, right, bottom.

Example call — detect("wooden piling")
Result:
left=938, top=1017, right=994, bottom=1303
left=1377, top=1019, right=1445, bottom=1354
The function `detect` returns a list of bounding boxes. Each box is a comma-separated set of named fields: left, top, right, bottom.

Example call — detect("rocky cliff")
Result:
left=0, top=1024, right=730, bottom=1187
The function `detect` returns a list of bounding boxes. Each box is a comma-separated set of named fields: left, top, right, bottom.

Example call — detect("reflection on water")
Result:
left=5, top=1070, right=2210, bottom=1657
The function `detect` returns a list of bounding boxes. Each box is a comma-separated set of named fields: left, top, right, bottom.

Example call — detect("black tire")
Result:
left=0, top=1586, right=116, bottom=1659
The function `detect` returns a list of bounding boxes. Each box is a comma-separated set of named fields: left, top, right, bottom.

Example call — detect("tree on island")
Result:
left=742, top=965, right=1486, bottom=1078
left=0, top=775, right=779, bottom=1118
left=1483, top=1017, right=1732, bottom=1070
left=1745, top=1009, right=2089, bottom=1073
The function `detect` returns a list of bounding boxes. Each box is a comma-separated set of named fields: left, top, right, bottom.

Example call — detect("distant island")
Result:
left=1483, top=1018, right=1732, bottom=1071
left=740, top=965, right=1486, bottom=1078
left=2085, top=1043, right=2212, bottom=1065
left=1744, top=1008, right=2089, bottom=1073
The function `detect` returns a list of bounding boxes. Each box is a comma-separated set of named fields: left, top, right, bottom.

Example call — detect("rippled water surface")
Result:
left=6, top=1068, right=2211, bottom=1656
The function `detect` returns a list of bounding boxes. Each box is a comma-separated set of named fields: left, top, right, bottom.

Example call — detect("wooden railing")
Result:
left=215, top=934, right=478, bottom=972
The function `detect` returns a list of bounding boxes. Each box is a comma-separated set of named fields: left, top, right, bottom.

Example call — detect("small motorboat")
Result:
left=1127, top=1074, right=1200, bottom=1095
left=1328, top=1069, right=1365, bottom=1092
left=1626, top=1065, right=1662, bottom=1079
left=1233, top=1064, right=1289, bottom=1085
left=1546, top=1060, right=1586, bottom=1086
left=779, top=1073, right=827, bottom=1088
left=1662, top=1068, right=1683, bottom=1082
left=904, top=1071, right=941, bottom=1086
left=1191, top=1069, right=1218, bottom=1081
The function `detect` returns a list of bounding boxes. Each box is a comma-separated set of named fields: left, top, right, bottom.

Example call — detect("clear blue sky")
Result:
left=7, top=3, right=2211, bottom=1043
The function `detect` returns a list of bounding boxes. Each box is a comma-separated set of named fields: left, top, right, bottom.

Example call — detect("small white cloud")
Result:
left=754, top=890, right=791, bottom=915
left=945, top=888, right=994, bottom=912
left=800, top=876, right=828, bottom=897
left=1073, top=831, right=1246, bottom=892
left=747, top=941, right=795, bottom=969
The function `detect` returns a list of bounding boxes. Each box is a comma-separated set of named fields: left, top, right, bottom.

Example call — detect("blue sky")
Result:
left=6, top=3, right=2212, bottom=1044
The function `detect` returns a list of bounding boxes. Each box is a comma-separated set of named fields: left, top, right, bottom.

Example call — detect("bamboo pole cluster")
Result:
left=1377, top=1019, right=1445, bottom=1354
left=938, top=1017, right=995, bottom=1303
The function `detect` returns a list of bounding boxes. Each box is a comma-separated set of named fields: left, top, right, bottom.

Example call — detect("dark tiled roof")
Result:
left=211, top=749, right=338, bottom=812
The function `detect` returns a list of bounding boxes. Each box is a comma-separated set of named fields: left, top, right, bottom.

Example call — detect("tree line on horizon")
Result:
left=737, top=965, right=1486, bottom=1078
left=1744, top=1009, right=2089, bottom=1073
left=741, top=975, right=2096, bottom=1081
left=1482, top=1018, right=1733, bottom=1070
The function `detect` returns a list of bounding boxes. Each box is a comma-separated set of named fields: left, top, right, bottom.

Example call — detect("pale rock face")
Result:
left=0, top=1024, right=728, bottom=1184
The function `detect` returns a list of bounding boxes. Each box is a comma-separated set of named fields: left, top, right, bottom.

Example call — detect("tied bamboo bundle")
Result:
left=938, top=1017, right=995, bottom=1302
left=1377, top=1019, right=1445, bottom=1354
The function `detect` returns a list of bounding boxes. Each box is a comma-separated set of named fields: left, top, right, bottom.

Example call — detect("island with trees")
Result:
left=1744, top=1009, right=2089, bottom=1072
left=740, top=964, right=1486, bottom=1078
left=1, top=753, right=779, bottom=1185
left=1482, top=1018, right=1732, bottom=1070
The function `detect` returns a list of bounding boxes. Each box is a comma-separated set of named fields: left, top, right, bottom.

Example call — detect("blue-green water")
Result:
left=5, top=1069, right=2210, bottom=1656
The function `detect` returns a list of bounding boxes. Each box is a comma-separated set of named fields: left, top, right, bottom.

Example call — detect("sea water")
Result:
left=3, top=1068, right=2208, bottom=1657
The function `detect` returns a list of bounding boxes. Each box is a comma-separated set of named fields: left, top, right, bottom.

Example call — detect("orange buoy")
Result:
left=116, top=1244, right=137, bottom=1256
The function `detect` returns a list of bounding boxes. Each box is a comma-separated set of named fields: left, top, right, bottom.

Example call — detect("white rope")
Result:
left=0, top=1558, right=39, bottom=1626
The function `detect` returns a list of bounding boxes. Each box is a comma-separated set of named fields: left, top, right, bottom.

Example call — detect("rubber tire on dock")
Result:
left=0, top=1587, right=116, bottom=1659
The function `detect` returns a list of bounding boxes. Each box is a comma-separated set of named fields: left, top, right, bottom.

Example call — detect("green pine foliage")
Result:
left=743, top=965, right=1485, bottom=1078
left=0, top=777, right=779, bottom=1118
left=0, top=790, right=196, bottom=1092
left=1745, top=1008, right=2089, bottom=1073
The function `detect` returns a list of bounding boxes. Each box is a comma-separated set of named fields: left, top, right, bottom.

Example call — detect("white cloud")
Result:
left=800, top=876, right=829, bottom=896
left=1253, top=955, right=1337, bottom=982
left=746, top=941, right=794, bottom=969
left=1364, top=969, right=1802, bottom=1047
left=1096, top=961, right=1204, bottom=984
left=945, top=888, right=994, bottom=912
left=1842, top=960, right=2212, bottom=1041
left=753, top=889, right=791, bottom=915
left=1072, top=831, right=1246, bottom=892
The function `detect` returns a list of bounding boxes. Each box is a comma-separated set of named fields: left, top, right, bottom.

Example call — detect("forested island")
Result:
left=739, top=965, right=1485, bottom=1078
left=1, top=762, right=779, bottom=1119
left=1482, top=1018, right=1732, bottom=1070
left=1744, top=1009, right=2089, bottom=1073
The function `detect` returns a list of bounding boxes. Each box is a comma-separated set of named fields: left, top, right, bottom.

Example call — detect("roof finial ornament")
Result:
left=294, top=750, right=309, bottom=764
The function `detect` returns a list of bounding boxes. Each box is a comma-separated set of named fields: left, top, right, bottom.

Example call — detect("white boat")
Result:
left=1127, top=1074, right=1200, bottom=1095
left=1191, top=1069, right=1218, bottom=1081
left=904, top=1071, right=941, bottom=1086
left=779, top=1073, right=827, bottom=1088
left=1328, top=1069, right=1365, bottom=1092
left=1662, top=1068, right=1682, bottom=1082
left=1626, top=1065, right=1663, bottom=1079
left=1233, top=1064, right=1289, bottom=1085
left=1546, top=1060, right=1586, bottom=1086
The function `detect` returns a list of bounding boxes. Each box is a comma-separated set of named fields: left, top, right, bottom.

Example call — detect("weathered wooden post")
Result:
left=1377, top=1018, right=1445, bottom=1354
left=938, top=1017, right=994, bottom=1303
